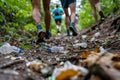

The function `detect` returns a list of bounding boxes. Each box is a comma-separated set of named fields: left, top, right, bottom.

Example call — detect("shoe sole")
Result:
left=36, top=38, right=45, bottom=44
left=69, top=27, right=78, bottom=36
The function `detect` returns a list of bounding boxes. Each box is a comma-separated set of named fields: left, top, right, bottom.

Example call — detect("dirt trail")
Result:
left=0, top=14, right=120, bottom=80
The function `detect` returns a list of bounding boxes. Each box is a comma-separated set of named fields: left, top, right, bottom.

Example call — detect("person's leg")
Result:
left=69, top=2, right=76, bottom=23
left=58, top=19, right=62, bottom=32
left=56, top=19, right=62, bottom=33
left=43, top=0, right=51, bottom=39
left=95, top=0, right=105, bottom=21
left=89, top=0, right=98, bottom=23
left=69, top=0, right=78, bottom=36
left=32, top=0, right=45, bottom=40
left=75, top=20, right=79, bottom=31
left=32, top=0, right=41, bottom=25
left=95, top=0, right=101, bottom=11
left=63, top=8, right=71, bottom=36
left=55, top=19, right=60, bottom=33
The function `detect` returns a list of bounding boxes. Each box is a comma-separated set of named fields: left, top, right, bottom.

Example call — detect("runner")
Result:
left=60, top=0, right=78, bottom=36
left=89, top=0, right=105, bottom=23
left=52, top=4, right=64, bottom=34
left=31, top=0, right=51, bottom=43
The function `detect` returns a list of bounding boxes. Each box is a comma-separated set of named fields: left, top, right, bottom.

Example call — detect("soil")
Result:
left=0, top=14, right=120, bottom=80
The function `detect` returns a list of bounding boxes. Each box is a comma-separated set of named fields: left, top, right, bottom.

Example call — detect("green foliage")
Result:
left=0, top=0, right=120, bottom=41
left=21, top=44, right=32, bottom=50
left=50, top=17, right=66, bottom=35
left=0, top=0, right=33, bottom=42
left=24, top=23, right=36, bottom=31
left=50, top=18, right=57, bottom=35
left=78, top=0, right=94, bottom=30
left=78, top=0, right=120, bottom=30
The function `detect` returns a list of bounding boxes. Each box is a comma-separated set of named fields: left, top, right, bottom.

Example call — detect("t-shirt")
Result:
left=52, top=8, right=64, bottom=19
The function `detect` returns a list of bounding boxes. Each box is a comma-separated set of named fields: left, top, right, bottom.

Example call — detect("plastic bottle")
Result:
left=0, top=43, right=23, bottom=54
left=99, top=46, right=107, bottom=53
left=48, top=46, right=64, bottom=53
left=12, top=46, right=23, bottom=54
left=73, top=42, right=87, bottom=48
left=41, top=42, right=46, bottom=51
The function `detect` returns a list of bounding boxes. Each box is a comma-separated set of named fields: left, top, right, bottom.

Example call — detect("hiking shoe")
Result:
left=66, top=29, right=70, bottom=36
left=36, top=38, right=45, bottom=44
left=96, top=24, right=101, bottom=30
left=99, top=11, right=105, bottom=22
left=100, top=17, right=105, bottom=22
left=69, top=26, right=78, bottom=36
left=57, top=29, right=61, bottom=34
left=36, top=30, right=45, bottom=44
left=45, top=31, right=51, bottom=39
left=37, top=29, right=45, bottom=39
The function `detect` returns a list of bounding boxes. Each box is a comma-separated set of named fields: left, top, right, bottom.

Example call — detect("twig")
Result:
left=0, top=59, right=25, bottom=69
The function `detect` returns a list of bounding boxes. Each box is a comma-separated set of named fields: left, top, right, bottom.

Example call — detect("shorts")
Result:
left=60, top=0, right=76, bottom=8
left=89, top=0, right=99, bottom=5
left=55, top=19, right=62, bottom=24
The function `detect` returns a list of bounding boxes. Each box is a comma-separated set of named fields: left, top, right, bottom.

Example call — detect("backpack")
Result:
left=54, top=9, right=60, bottom=16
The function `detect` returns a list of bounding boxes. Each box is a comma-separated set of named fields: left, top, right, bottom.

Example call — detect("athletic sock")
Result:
left=67, top=29, right=70, bottom=36
left=36, top=24, right=42, bottom=31
left=70, top=22, right=75, bottom=28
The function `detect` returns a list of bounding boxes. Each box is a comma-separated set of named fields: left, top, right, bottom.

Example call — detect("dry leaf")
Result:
left=81, top=50, right=91, bottom=59
left=112, top=54, right=120, bottom=62
left=52, top=61, right=88, bottom=80
left=26, top=60, right=44, bottom=72
left=94, top=46, right=100, bottom=53
left=28, top=62, right=44, bottom=72
left=113, top=62, right=120, bottom=70
left=56, top=69, right=80, bottom=80
left=97, top=53, right=114, bottom=65
left=81, top=46, right=100, bottom=59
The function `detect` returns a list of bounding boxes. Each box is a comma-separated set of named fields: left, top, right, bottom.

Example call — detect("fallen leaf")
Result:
left=56, top=69, right=80, bottom=80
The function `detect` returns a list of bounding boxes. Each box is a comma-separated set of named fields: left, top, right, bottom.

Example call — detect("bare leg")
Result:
left=69, top=2, right=78, bottom=36
left=63, top=8, right=70, bottom=36
left=89, top=0, right=98, bottom=23
left=96, top=1, right=101, bottom=11
left=63, top=8, right=70, bottom=29
left=32, top=0, right=41, bottom=25
left=95, top=0, right=105, bottom=20
left=56, top=22, right=61, bottom=33
left=43, top=0, right=51, bottom=31
left=32, top=0, right=45, bottom=41
left=69, top=2, right=76, bottom=23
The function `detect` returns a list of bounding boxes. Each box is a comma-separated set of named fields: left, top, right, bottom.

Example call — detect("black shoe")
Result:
left=57, top=29, right=61, bottom=33
left=96, top=24, right=101, bottom=30
left=45, top=31, right=51, bottom=39
left=36, top=38, right=45, bottom=44
left=38, top=29, right=45, bottom=39
left=69, top=26, right=78, bottom=36
left=100, top=17, right=105, bottom=22
left=99, top=11, right=105, bottom=22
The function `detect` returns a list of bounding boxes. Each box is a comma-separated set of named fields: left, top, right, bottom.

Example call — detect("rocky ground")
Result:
left=0, top=14, right=120, bottom=80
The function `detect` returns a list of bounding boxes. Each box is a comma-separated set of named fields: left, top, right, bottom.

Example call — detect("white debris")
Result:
left=99, top=46, right=108, bottom=53
left=0, top=43, right=23, bottom=54
left=3, top=70, right=19, bottom=75
left=73, top=42, right=87, bottom=48
left=94, top=32, right=101, bottom=38
left=52, top=61, right=88, bottom=80
left=82, top=35, right=87, bottom=40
